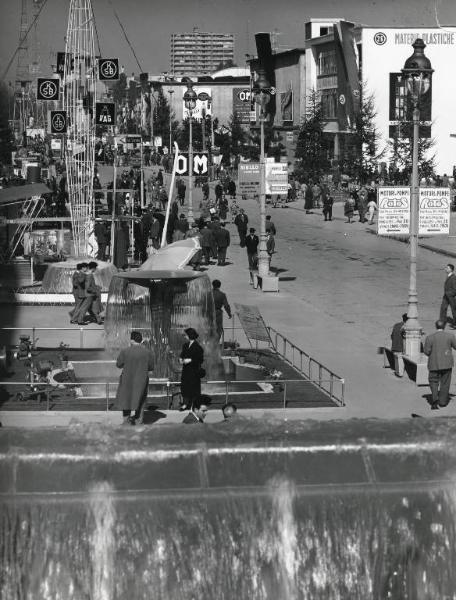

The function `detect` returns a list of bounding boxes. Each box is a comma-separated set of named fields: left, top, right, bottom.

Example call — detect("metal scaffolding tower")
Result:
left=63, top=0, right=97, bottom=257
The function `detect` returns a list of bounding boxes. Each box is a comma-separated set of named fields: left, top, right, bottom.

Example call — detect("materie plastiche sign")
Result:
left=418, top=188, right=450, bottom=235
left=377, top=187, right=410, bottom=235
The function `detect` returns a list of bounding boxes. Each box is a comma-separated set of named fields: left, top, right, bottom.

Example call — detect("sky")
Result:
left=0, top=0, right=455, bottom=83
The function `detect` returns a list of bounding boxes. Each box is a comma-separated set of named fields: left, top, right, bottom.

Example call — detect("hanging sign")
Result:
left=175, top=153, right=209, bottom=175
left=50, top=111, right=67, bottom=134
left=377, top=187, right=410, bottom=235
left=37, top=78, right=59, bottom=101
left=95, top=102, right=116, bottom=125
left=418, top=187, right=451, bottom=235
left=56, top=52, right=66, bottom=78
left=265, top=163, right=288, bottom=194
left=238, top=163, right=261, bottom=198
left=98, top=58, right=119, bottom=81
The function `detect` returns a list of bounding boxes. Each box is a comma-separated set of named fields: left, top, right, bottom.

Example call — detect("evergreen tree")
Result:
left=388, top=121, right=436, bottom=180
left=152, top=88, right=179, bottom=150
left=111, top=72, right=127, bottom=106
left=340, top=84, right=385, bottom=182
left=295, top=90, right=330, bottom=179
left=0, top=82, right=14, bottom=165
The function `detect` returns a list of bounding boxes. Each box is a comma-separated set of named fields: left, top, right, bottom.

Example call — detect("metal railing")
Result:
left=0, top=376, right=343, bottom=412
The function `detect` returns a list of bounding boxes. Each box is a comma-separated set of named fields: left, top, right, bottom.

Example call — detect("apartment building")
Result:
left=170, top=29, right=234, bottom=77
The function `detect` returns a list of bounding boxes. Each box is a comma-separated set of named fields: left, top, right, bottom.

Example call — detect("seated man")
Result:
left=182, top=395, right=211, bottom=424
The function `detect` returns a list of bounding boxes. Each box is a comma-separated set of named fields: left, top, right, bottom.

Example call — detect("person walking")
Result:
left=367, top=197, right=378, bottom=225
left=423, top=320, right=456, bottom=409
left=200, top=222, right=215, bottom=265
left=322, top=191, right=334, bottom=221
left=440, top=264, right=456, bottom=328
left=76, top=261, right=103, bottom=325
left=234, top=208, right=249, bottom=247
left=115, top=331, right=155, bottom=425
left=213, top=221, right=230, bottom=266
left=212, top=279, right=232, bottom=341
left=179, top=327, right=204, bottom=411
left=265, top=215, right=276, bottom=235
left=245, top=228, right=259, bottom=270
left=94, top=219, right=108, bottom=260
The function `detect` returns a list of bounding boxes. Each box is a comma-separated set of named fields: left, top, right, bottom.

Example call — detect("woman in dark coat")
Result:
left=179, top=327, right=204, bottom=411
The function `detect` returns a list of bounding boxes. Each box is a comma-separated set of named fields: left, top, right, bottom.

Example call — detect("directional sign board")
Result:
left=238, top=163, right=261, bottom=198
left=95, top=102, right=116, bottom=125
left=175, top=153, right=209, bottom=176
left=377, top=187, right=410, bottom=235
left=50, top=110, right=67, bottom=134
left=419, top=188, right=451, bottom=235
left=98, top=58, right=119, bottom=81
left=265, top=163, right=288, bottom=195
left=37, top=78, right=59, bottom=101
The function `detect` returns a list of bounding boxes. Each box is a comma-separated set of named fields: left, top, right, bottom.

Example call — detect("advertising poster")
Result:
left=418, top=188, right=450, bottom=235
left=377, top=187, right=410, bottom=235
left=265, top=163, right=288, bottom=194
left=238, top=163, right=261, bottom=198
left=233, top=88, right=251, bottom=124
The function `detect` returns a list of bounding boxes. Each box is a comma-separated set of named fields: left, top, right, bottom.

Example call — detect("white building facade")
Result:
left=362, top=27, right=456, bottom=175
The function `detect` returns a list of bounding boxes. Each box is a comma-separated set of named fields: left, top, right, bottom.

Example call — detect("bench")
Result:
left=402, top=354, right=428, bottom=386
left=381, top=347, right=404, bottom=377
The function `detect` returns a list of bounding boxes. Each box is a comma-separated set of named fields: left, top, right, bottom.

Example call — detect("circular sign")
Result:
left=339, top=94, right=346, bottom=105
left=39, top=80, right=58, bottom=99
left=374, top=32, right=387, bottom=45
left=51, top=113, right=65, bottom=132
left=100, top=60, right=118, bottom=78
left=197, top=92, right=210, bottom=101
left=269, top=86, right=276, bottom=95
left=353, top=89, right=360, bottom=98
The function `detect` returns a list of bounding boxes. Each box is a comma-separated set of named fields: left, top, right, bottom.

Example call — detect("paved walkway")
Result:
left=3, top=172, right=456, bottom=427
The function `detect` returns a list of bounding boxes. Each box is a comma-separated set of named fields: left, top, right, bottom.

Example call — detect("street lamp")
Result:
left=253, top=68, right=271, bottom=278
left=183, top=80, right=197, bottom=225
left=401, top=38, right=433, bottom=357
left=168, top=89, right=174, bottom=155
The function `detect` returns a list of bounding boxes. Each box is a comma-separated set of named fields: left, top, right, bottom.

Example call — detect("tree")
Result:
left=295, top=90, right=331, bottom=179
left=111, top=72, right=128, bottom=106
left=214, top=59, right=237, bottom=72
left=152, top=88, right=179, bottom=149
left=388, top=122, right=436, bottom=180
left=340, top=84, right=386, bottom=183
left=0, top=82, right=14, bottom=165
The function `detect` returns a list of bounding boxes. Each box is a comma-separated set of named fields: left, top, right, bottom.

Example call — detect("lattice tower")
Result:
left=14, top=0, right=47, bottom=136
left=63, top=0, right=97, bottom=257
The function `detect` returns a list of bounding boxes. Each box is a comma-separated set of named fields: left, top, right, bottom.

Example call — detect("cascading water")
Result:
left=104, top=272, right=221, bottom=378
left=3, top=419, right=456, bottom=599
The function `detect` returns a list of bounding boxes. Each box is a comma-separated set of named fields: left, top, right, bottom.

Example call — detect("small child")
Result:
left=344, top=195, right=356, bottom=223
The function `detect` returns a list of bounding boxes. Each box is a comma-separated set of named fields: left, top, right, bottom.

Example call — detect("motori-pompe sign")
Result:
left=378, top=187, right=410, bottom=235
left=418, top=188, right=450, bottom=234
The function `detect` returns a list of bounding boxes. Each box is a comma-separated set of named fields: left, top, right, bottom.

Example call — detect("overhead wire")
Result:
left=1, top=0, right=50, bottom=81
left=107, top=0, right=143, bottom=73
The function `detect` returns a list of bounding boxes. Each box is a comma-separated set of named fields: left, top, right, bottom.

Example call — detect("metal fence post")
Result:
left=282, top=382, right=287, bottom=409
left=106, top=382, right=109, bottom=411
left=46, top=390, right=50, bottom=411
left=80, top=327, right=84, bottom=348
left=225, top=380, right=229, bottom=405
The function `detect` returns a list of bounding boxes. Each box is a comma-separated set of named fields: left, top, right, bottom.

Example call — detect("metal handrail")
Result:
left=0, top=377, right=345, bottom=411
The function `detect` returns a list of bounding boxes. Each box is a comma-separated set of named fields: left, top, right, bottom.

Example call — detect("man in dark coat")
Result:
left=115, top=331, right=155, bottom=425
left=179, top=327, right=204, bottom=411
left=212, top=279, right=232, bottom=341
left=234, top=208, right=248, bottom=247
left=76, top=261, right=103, bottom=325
left=440, top=264, right=456, bottom=327
left=423, top=320, right=456, bottom=409
left=213, top=221, right=230, bottom=266
left=391, top=313, right=408, bottom=353
left=69, top=263, right=88, bottom=323
left=94, top=220, right=108, bottom=260
left=245, top=228, right=259, bottom=270
left=200, top=222, right=215, bottom=265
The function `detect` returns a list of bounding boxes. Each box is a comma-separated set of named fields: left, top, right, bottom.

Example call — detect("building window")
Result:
left=317, top=49, right=337, bottom=77
left=321, top=89, right=337, bottom=118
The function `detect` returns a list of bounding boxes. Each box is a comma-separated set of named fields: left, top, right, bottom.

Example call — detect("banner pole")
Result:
left=160, top=141, right=180, bottom=248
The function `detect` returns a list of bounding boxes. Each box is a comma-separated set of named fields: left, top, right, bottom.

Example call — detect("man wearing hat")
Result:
left=179, top=328, right=205, bottom=411
left=245, top=228, right=259, bottom=270
left=115, top=331, right=155, bottom=425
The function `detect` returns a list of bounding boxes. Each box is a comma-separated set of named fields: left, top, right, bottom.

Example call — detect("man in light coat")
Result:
left=440, top=263, right=456, bottom=328
left=423, top=320, right=456, bottom=409
left=115, top=331, right=155, bottom=424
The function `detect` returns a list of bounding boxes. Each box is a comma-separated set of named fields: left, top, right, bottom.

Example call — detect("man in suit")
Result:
left=213, top=221, right=230, bottom=266
left=212, top=279, right=232, bottom=341
left=76, top=262, right=103, bottom=325
left=245, top=228, right=259, bottom=270
left=423, top=319, right=456, bottom=409
left=182, top=395, right=210, bottom=424
left=234, top=208, right=248, bottom=247
left=69, top=263, right=88, bottom=324
left=440, top=263, right=456, bottom=328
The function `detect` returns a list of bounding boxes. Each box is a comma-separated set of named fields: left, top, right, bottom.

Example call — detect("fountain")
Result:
left=2, top=417, right=456, bottom=599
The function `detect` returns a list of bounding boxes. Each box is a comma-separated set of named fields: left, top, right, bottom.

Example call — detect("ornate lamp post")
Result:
left=401, top=39, right=433, bottom=357
left=253, top=69, right=271, bottom=278
left=183, top=81, right=197, bottom=225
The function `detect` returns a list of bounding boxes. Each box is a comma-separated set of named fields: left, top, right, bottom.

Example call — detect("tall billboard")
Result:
left=362, top=27, right=456, bottom=173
